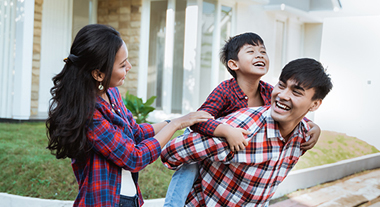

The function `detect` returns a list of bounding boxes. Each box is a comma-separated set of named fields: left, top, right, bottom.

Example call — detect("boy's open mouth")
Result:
left=253, top=61, right=265, bottom=67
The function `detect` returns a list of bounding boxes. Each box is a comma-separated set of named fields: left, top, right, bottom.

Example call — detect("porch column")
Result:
left=12, top=0, right=35, bottom=119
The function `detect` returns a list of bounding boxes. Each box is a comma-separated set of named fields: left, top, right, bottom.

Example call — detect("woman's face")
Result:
left=109, top=41, right=131, bottom=88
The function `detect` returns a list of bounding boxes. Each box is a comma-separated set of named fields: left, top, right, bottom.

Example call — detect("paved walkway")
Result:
left=270, top=168, right=380, bottom=207
left=1, top=168, right=380, bottom=207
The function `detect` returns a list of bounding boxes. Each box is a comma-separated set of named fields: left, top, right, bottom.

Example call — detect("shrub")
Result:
left=122, top=91, right=156, bottom=124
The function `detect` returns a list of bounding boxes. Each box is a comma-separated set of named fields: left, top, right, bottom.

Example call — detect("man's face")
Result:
left=271, top=78, right=321, bottom=128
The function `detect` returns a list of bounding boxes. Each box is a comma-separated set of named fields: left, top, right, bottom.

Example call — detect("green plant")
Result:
left=122, top=91, right=156, bottom=124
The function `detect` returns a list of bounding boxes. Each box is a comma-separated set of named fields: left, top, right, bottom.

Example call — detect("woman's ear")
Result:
left=91, top=69, right=105, bottom=82
left=227, top=59, right=239, bottom=71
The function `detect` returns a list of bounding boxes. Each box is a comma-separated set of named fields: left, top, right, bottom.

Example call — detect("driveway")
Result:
left=270, top=168, right=380, bottom=207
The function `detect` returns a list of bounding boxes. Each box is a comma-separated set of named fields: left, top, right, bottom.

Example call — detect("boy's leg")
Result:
left=163, top=163, right=199, bottom=207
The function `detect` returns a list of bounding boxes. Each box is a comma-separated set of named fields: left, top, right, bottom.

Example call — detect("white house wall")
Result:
left=317, top=16, right=380, bottom=149
left=38, top=0, right=73, bottom=116
left=0, top=0, right=17, bottom=118
left=234, top=1, right=304, bottom=87
left=12, top=0, right=35, bottom=119
left=303, top=23, right=323, bottom=60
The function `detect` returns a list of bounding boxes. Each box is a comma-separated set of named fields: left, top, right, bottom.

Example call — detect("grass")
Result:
left=0, top=122, right=76, bottom=200
left=293, top=130, right=379, bottom=170
left=0, top=122, right=378, bottom=201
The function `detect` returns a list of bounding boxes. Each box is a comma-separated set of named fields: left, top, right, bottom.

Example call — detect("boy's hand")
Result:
left=225, top=127, right=250, bottom=152
left=301, top=121, right=321, bottom=150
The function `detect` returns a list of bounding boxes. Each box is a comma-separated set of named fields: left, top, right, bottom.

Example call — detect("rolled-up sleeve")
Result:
left=160, top=131, right=233, bottom=170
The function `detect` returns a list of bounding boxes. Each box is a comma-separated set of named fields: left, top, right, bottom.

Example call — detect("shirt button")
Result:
left=245, top=96, right=248, bottom=99
left=118, top=109, right=121, bottom=112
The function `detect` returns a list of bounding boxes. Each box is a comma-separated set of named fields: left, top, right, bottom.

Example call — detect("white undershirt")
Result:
left=120, top=169, right=137, bottom=196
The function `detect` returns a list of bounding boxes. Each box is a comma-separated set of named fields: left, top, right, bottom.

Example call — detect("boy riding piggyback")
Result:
left=162, top=32, right=321, bottom=207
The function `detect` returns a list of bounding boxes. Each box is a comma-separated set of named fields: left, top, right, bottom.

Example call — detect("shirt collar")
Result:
left=230, top=78, right=247, bottom=99
left=266, top=109, right=309, bottom=142
left=231, top=78, right=270, bottom=101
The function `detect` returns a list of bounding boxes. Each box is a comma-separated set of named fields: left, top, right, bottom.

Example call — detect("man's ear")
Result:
left=227, top=59, right=239, bottom=71
left=91, top=69, right=105, bottom=82
left=309, top=99, right=322, bottom=112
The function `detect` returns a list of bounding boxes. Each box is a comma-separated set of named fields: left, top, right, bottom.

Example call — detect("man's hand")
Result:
left=301, top=121, right=321, bottom=150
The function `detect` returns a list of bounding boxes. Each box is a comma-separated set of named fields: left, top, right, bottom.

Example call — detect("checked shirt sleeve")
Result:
left=190, top=83, right=230, bottom=137
left=160, top=131, right=233, bottom=170
left=87, top=110, right=161, bottom=172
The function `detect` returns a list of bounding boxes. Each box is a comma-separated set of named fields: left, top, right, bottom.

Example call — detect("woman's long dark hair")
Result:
left=46, top=24, right=123, bottom=159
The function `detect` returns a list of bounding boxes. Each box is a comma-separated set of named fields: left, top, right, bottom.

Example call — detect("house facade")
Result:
left=0, top=0, right=340, bottom=121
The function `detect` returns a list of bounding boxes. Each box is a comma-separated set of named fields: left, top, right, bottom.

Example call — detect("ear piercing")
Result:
left=98, top=82, right=104, bottom=91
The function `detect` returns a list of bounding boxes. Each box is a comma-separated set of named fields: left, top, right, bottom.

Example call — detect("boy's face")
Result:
left=231, top=43, right=269, bottom=78
left=270, top=78, right=322, bottom=128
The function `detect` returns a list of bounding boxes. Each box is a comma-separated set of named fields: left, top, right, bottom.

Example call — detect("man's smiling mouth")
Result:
left=276, top=101, right=291, bottom=111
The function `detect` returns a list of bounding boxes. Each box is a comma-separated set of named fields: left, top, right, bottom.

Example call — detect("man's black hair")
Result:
left=220, top=32, right=265, bottom=79
left=280, top=58, right=333, bottom=100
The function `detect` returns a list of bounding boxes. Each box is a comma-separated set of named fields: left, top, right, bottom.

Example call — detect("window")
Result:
left=171, top=0, right=186, bottom=113
left=199, top=0, right=233, bottom=104
left=147, top=0, right=167, bottom=110
left=218, top=5, right=232, bottom=83
left=274, top=19, right=285, bottom=77
left=72, top=0, right=97, bottom=40
left=144, top=0, right=234, bottom=116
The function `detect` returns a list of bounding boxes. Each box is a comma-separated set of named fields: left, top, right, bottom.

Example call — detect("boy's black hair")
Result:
left=220, top=32, right=265, bottom=79
left=280, top=58, right=333, bottom=100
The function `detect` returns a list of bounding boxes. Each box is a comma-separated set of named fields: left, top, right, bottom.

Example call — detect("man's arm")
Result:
left=160, top=131, right=233, bottom=170
left=161, top=107, right=269, bottom=170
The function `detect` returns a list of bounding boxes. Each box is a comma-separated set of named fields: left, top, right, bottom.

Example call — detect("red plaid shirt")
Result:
left=72, top=87, right=161, bottom=207
left=161, top=106, right=309, bottom=207
left=191, top=78, right=273, bottom=137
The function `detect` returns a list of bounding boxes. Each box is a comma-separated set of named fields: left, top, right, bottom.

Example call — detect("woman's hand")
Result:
left=171, top=111, right=214, bottom=131
left=154, top=111, right=213, bottom=148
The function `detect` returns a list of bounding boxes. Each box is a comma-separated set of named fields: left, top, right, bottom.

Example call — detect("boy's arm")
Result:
left=190, top=84, right=229, bottom=137
left=213, top=124, right=249, bottom=151
left=301, top=120, right=321, bottom=150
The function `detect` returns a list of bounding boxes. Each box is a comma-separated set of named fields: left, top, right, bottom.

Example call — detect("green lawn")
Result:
left=0, top=122, right=378, bottom=200
left=293, top=130, right=379, bottom=170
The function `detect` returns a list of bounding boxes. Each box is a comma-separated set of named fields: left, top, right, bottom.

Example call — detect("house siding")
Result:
left=31, top=0, right=44, bottom=116
left=97, top=0, right=142, bottom=97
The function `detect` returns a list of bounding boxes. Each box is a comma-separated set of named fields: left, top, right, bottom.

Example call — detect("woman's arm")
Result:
left=88, top=110, right=161, bottom=172
left=152, top=111, right=213, bottom=148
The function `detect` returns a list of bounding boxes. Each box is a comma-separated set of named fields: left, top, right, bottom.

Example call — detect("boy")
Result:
left=161, top=58, right=333, bottom=206
left=163, top=33, right=320, bottom=206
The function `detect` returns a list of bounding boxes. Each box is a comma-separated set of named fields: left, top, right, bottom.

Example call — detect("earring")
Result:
left=98, top=82, right=104, bottom=91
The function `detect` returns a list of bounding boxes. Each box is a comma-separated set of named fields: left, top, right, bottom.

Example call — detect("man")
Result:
left=161, top=58, right=333, bottom=207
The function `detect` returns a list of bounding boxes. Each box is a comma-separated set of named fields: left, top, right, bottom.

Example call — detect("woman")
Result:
left=46, top=24, right=212, bottom=207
